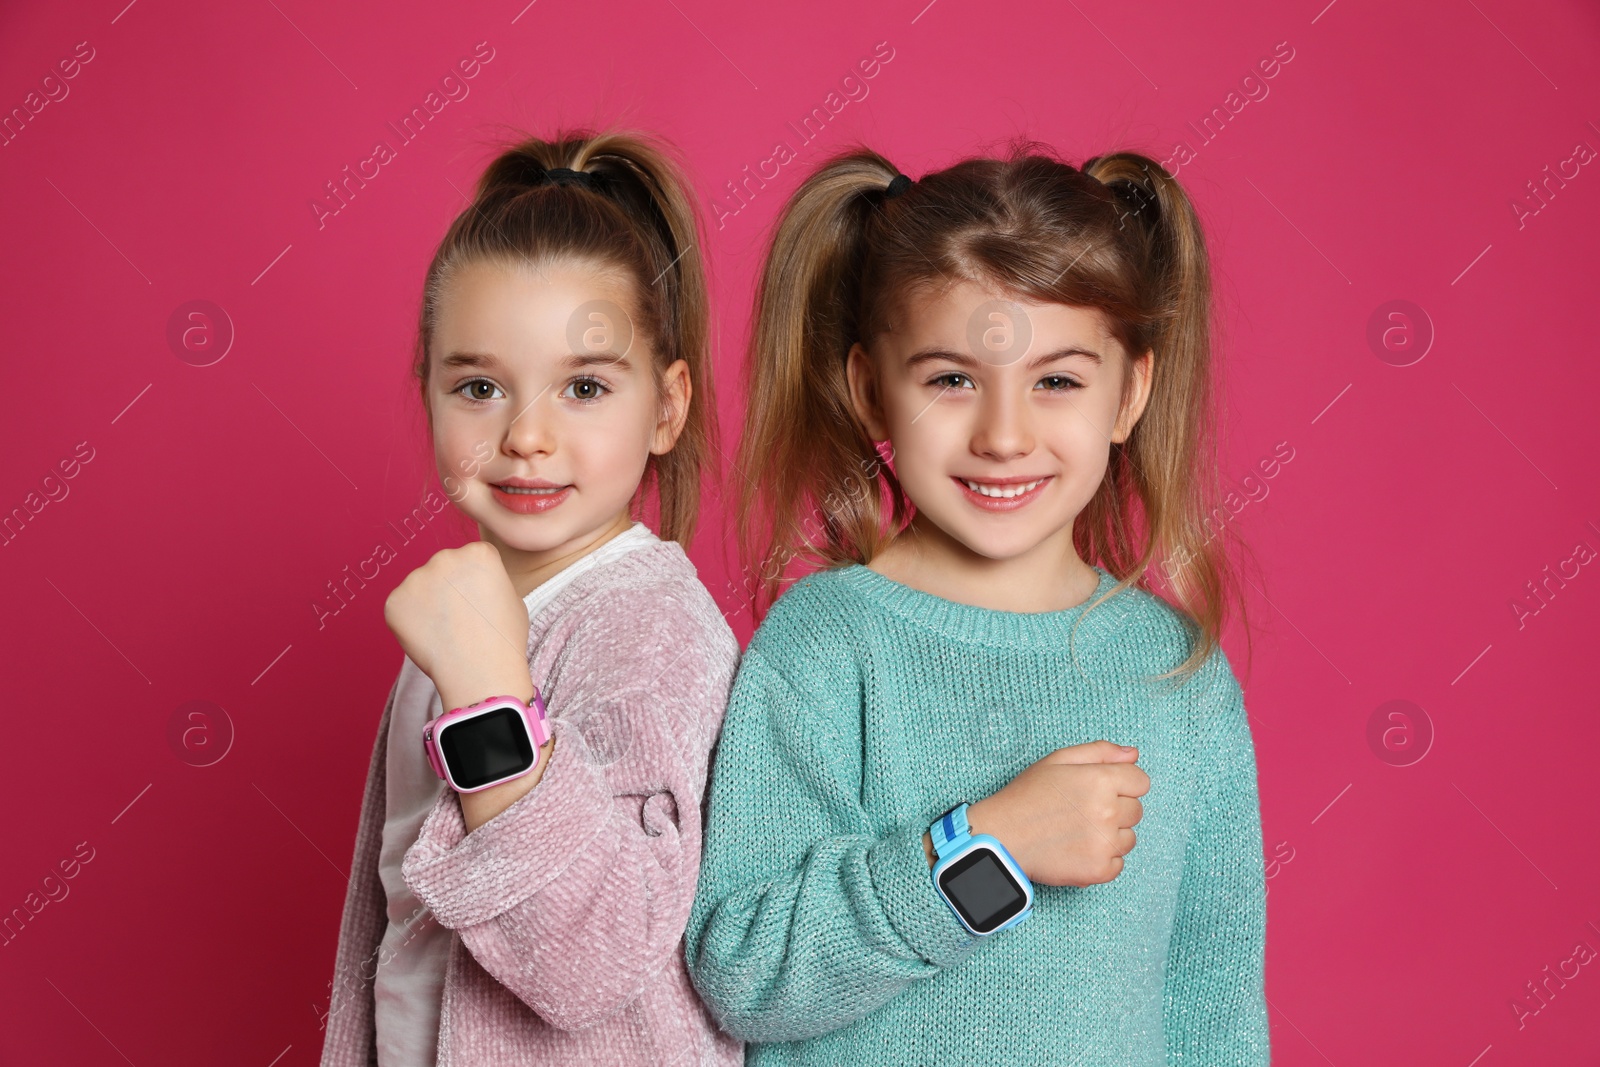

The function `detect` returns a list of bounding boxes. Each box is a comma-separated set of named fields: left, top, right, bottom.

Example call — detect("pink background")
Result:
left=3, top=0, right=1598, bottom=1062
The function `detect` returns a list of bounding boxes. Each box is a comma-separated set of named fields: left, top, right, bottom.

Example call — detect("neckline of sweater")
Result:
left=525, top=537, right=687, bottom=634
left=827, top=562, right=1123, bottom=647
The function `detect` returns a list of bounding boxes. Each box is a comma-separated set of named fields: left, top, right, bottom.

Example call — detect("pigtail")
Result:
left=1081, top=151, right=1248, bottom=679
left=735, top=149, right=911, bottom=615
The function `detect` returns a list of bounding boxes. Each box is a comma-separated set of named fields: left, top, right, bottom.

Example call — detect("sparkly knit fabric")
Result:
left=319, top=540, right=746, bottom=1066
left=684, top=564, right=1269, bottom=1066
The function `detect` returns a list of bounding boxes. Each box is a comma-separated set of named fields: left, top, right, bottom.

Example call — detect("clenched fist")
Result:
left=383, top=541, right=533, bottom=708
left=967, top=740, right=1149, bottom=887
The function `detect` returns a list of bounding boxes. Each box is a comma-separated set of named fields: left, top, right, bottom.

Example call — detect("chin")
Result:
left=954, top=533, right=1049, bottom=562
left=488, top=525, right=572, bottom=553
left=921, top=514, right=1033, bottom=561
left=456, top=492, right=562, bottom=550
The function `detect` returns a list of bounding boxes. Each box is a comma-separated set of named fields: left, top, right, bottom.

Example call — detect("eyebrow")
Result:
left=903, top=346, right=1104, bottom=370
left=438, top=350, right=634, bottom=372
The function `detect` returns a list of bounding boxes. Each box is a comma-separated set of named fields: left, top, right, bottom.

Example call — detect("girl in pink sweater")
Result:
left=318, top=129, right=743, bottom=1067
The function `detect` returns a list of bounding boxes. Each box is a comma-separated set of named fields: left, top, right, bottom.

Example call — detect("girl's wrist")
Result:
left=965, top=798, right=1004, bottom=847
left=459, top=732, right=556, bottom=833
left=435, top=661, right=534, bottom=714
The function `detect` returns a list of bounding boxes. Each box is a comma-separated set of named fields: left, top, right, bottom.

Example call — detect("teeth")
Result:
left=962, top=478, right=1043, bottom=499
left=497, top=485, right=566, bottom=495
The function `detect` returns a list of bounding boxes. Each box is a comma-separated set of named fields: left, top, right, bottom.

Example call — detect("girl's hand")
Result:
left=966, top=740, right=1149, bottom=887
left=383, top=541, right=533, bottom=709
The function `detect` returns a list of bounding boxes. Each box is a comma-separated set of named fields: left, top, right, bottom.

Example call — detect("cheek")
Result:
left=579, top=394, right=656, bottom=469
left=883, top=404, right=955, bottom=481
left=582, top=428, right=638, bottom=473
left=1041, top=407, right=1114, bottom=489
left=432, top=414, right=482, bottom=468
left=1047, top=390, right=1117, bottom=441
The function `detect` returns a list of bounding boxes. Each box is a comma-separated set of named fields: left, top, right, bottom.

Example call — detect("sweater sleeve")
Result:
left=399, top=594, right=731, bottom=1031
left=319, top=670, right=400, bottom=1067
left=684, top=643, right=982, bottom=1045
left=1161, top=650, right=1271, bottom=1065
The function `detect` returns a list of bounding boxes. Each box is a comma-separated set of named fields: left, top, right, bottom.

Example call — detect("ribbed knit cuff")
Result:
left=868, top=821, right=979, bottom=968
left=402, top=716, right=610, bottom=930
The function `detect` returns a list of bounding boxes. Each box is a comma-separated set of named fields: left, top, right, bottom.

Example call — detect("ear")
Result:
left=1111, top=349, right=1153, bottom=444
left=650, top=359, right=692, bottom=455
left=845, top=342, right=889, bottom=441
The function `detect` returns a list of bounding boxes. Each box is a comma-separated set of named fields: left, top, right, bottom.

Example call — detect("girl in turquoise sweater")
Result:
left=685, top=145, right=1270, bottom=1066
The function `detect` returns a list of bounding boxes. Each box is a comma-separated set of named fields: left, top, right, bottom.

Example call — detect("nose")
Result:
left=969, top=383, right=1033, bottom=461
left=502, top=386, right=557, bottom=458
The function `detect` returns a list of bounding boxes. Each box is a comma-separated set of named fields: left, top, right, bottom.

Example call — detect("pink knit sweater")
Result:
left=319, top=540, right=746, bottom=1066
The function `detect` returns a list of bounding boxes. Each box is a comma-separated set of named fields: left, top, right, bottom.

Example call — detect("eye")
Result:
left=1037, top=375, right=1082, bottom=391
left=562, top=376, right=611, bottom=403
left=929, top=372, right=975, bottom=390
left=453, top=377, right=504, bottom=404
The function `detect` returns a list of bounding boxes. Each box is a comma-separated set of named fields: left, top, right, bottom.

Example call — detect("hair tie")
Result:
left=543, top=166, right=596, bottom=190
left=884, top=173, right=913, bottom=199
left=1106, top=177, right=1157, bottom=224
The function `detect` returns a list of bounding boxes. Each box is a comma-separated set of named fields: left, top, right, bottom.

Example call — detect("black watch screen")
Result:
left=936, top=846, right=1029, bottom=934
left=438, top=705, right=536, bottom=790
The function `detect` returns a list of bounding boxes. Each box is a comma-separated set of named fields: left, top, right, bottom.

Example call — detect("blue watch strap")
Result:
left=929, top=801, right=1034, bottom=937
left=930, top=802, right=972, bottom=859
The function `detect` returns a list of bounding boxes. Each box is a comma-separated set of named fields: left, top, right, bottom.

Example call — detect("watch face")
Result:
left=937, top=846, right=1029, bottom=934
left=438, top=705, right=535, bottom=790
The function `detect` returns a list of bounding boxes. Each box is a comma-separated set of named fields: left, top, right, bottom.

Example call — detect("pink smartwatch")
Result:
left=423, top=691, right=551, bottom=793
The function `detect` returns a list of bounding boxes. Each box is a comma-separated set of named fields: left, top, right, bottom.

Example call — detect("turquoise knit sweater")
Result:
left=684, top=563, right=1269, bottom=1066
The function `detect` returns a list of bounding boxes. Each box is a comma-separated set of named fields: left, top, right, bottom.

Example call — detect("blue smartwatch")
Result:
left=928, top=802, right=1033, bottom=936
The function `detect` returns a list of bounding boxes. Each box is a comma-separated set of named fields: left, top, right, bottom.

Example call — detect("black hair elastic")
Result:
left=543, top=166, right=596, bottom=190
left=1106, top=177, right=1157, bottom=224
left=884, top=173, right=913, bottom=198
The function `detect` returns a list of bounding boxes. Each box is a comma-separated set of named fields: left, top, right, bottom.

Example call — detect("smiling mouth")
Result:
left=959, top=477, right=1048, bottom=499
left=494, top=484, right=569, bottom=495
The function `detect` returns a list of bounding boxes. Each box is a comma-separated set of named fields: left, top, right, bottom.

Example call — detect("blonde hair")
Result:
left=735, top=140, right=1252, bottom=680
left=414, top=128, right=713, bottom=545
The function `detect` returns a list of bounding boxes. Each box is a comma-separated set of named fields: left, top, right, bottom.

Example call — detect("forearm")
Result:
left=435, top=661, right=552, bottom=833
left=457, top=787, right=695, bottom=1029
left=689, top=821, right=977, bottom=1044
left=405, top=713, right=703, bottom=1029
